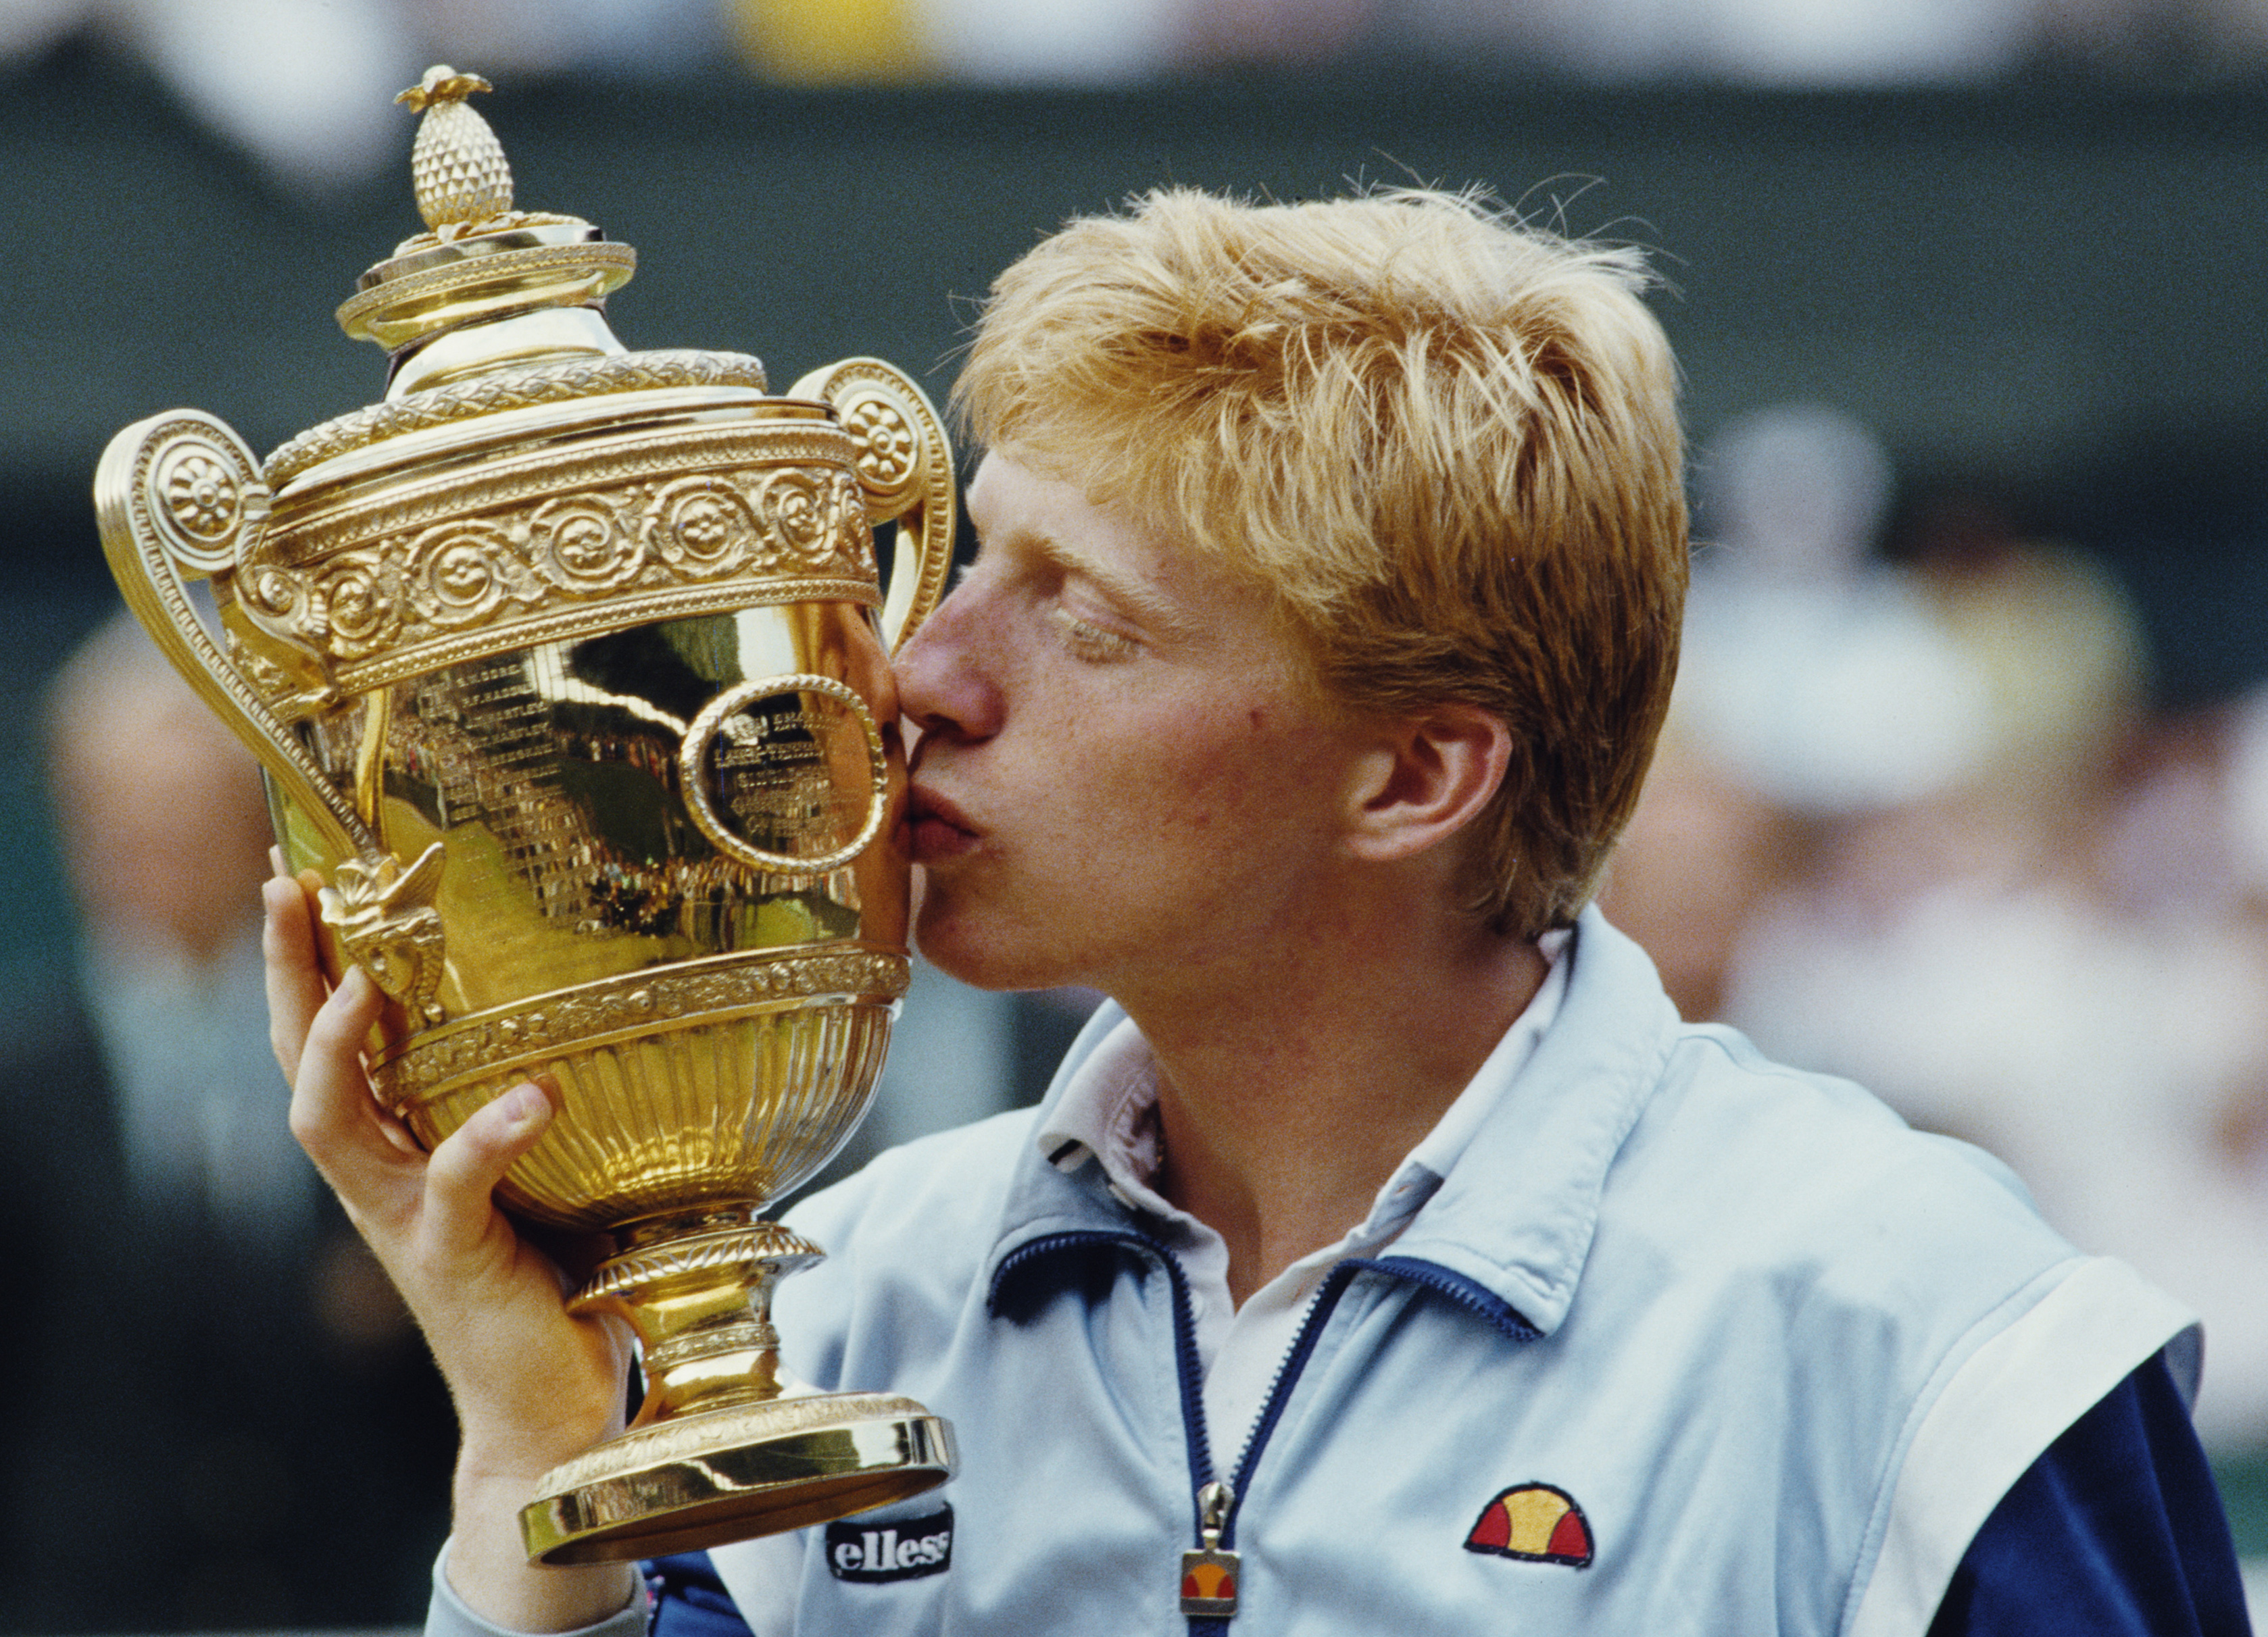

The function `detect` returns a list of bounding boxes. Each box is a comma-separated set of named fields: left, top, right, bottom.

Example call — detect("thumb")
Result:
left=422, top=1080, right=556, bottom=1251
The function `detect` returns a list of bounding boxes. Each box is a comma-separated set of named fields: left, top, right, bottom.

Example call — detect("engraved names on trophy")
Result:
left=412, top=651, right=594, bottom=926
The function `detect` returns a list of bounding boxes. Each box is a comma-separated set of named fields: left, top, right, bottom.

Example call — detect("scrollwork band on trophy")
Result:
left=93, top=66, right=957, bottom=1565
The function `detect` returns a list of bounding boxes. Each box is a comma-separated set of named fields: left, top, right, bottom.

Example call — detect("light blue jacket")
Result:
left=435, top=909, right=2195, bottom=1636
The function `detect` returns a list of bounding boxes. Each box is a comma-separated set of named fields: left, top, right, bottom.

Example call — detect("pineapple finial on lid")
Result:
left=398, top=66, right=512, bottom=238
left=336, top=66, right=633, bottom=366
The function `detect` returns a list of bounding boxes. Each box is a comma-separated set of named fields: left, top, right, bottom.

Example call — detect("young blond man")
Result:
left=269, top=188, right=2246, bottom=1637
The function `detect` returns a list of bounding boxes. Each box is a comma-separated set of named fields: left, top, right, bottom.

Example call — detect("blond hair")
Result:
left=956, top=186, right=1688, bottom=937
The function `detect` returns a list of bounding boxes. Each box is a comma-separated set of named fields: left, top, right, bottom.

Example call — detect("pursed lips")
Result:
left=906, top=781, right=981, bottom=862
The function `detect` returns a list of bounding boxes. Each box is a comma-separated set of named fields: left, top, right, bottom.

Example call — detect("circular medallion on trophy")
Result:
left=679, top=673, right=888, bottom=874
left=137, top=418, right=270, bottom=576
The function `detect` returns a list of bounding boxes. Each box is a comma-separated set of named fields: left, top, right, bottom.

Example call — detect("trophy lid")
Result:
left=336, top=67, right=635, bottom=359
left=264, top=67, right=770, bottom=487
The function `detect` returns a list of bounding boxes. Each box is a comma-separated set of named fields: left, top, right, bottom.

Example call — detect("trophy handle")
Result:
left=788, top=358, right=955, bottom=652
left=93, top=410, right=378, bottom=863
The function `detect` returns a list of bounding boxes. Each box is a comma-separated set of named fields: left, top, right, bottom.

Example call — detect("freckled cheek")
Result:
left=1027, top=701, right=1291, bottom=848
left=1154, top=752, right=1283, bottom=838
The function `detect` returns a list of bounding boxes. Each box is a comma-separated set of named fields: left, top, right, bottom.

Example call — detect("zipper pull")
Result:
left=1180, top=1479, right=1241, bottom=1617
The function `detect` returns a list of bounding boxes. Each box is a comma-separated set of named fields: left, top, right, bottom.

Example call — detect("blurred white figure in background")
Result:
left=1683, top=0, right=2035, bottom=80
left=105, top=0, right=414, bottom=195
left=0, top=0, right=718, bottom=195
left=914, top=0, right=1194, bottom=80
left=0, top=0, right=86, bottom=59
left=1606, top=403, right=1992, bottom=1020
left=1676, top=403, right=1990, bottom=815
left=1379, top=0, right=2039, bottom=81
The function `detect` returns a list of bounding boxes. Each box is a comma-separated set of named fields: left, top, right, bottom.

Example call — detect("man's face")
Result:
left=895, top=452, right=1378, bottom=1000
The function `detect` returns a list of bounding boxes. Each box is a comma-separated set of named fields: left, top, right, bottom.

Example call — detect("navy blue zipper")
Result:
left=991, top=1231, right=1542, bottom=1634
left=1215, top=1260, right=1366, bottom=1543
left=991, top=1228, right=1369, bottom=1637
left=1181, top=1258, right=1369, bottom=1636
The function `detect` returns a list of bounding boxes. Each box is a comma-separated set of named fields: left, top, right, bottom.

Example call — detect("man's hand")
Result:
left=263, top=872, right=639, bottom=1632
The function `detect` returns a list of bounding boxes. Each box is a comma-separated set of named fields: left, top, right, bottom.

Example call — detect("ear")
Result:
left=1342, top=703, right=1512, bottom=865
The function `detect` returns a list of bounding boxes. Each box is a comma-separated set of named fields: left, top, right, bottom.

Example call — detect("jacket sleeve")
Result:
left=647, top=1553, right=754, bottom=1637
left=1924, top=1352, right=2253, bottom=1637
left=422, top=1546, right=651, bottom=1637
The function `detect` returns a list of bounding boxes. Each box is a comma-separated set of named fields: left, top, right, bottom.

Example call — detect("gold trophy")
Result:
left=93, top=68, right=957, bottom=1565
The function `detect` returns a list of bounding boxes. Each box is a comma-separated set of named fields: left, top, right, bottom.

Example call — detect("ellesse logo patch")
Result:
left=825, top=1504, right=954, bottom=1583
left=1464, top=1483, right=1594, bottom=1567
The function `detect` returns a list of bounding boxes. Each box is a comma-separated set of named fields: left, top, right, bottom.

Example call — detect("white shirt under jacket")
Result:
left=429, top=907, right=2196, bottom=1637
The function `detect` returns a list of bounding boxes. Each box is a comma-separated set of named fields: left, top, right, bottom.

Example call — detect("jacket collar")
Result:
left=983, top=907, right=1679, bottom=1340
left=1381, top=908, right=1676, bottom=1334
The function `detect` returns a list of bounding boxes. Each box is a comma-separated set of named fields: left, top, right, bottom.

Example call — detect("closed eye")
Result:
left=1050, top=605, right=1140, bottom=662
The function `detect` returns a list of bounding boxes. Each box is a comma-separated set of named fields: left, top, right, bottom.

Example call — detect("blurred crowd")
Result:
left=0, top=614, right=454, bottom=1630
left=1604, top=403, right=2268, bottom=1455
left=3, top=0, right=2265, bottom=193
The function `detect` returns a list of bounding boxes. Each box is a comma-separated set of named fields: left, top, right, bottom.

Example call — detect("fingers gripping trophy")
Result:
left=93, top=68, right=958, bottom=1565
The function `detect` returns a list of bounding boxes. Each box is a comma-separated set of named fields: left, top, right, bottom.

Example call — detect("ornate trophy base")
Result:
left=517, top=1215, right=955, bottom=1566
left=519, top=1391, right=956, bottom=1565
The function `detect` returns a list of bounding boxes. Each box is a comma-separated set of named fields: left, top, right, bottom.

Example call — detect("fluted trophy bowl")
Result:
left=92, top=68, right=956, bottom=1565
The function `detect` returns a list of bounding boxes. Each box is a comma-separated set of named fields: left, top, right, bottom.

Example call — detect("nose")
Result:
left=893, top=572, right=1004, bottom=746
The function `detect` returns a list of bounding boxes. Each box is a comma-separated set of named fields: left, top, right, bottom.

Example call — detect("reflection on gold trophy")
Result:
left=93, top=68, right=956, bottom=1565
